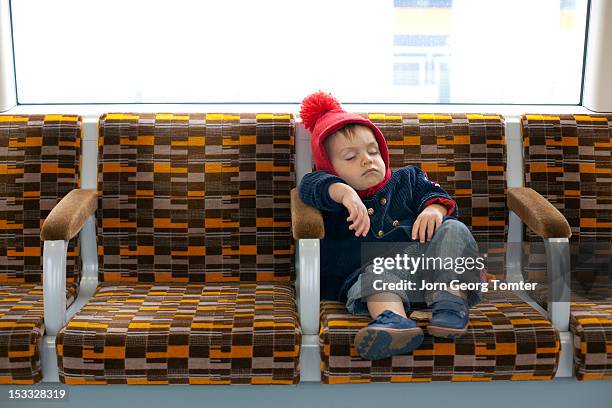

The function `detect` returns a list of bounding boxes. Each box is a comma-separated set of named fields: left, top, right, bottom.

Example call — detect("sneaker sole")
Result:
left=354, top=327, right=424, bottom=361
left=427, top=324, right=468, bottom=339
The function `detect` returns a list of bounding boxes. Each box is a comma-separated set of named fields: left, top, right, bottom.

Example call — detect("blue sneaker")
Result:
left=427, top=291, right=469, bottom=339
left=354, top=310, right=424, bottom=361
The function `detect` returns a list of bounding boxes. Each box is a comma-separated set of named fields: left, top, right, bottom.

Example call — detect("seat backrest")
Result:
left=521, top=114, right=611, bottom=299
left=0, top=114, right=81, bottom=284
left=522, top=114, right=612, bottom=242
left=97, top=113, right=295, bottom=284
left=365, top=113, right=507, bottom=275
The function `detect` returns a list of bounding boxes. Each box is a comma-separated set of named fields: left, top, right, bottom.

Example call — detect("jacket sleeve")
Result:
left=299, top=171, right=347, bottom=212
left=410, top=166, right=459, bottom=219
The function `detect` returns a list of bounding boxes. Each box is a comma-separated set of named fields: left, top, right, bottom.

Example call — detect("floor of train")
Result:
left=1, top=379, right=610, bottom=408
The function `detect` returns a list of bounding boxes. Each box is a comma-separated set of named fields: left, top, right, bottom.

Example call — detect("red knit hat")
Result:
left=300, top=91, right=391, bottom=198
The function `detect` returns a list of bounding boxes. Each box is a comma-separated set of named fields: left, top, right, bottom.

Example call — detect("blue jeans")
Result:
left=344, top=219, right=485, bottom=315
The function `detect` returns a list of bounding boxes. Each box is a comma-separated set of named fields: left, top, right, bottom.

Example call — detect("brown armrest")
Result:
left=291, top=188, right=325, bottom=239
left=508, top=187, right=571, bottom=239
left=41, top=189, right=98, bottom=241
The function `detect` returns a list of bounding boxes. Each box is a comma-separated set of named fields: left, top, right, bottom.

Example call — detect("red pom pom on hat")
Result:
left=299, top=91, right=342, bottom=132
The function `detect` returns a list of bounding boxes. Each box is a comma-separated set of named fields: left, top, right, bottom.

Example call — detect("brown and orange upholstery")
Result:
left=521, top=114, right=612, bottom=380
left=0, top=114, right=81, bottom=384
left=56, top=113, right=301, bottom=384
left=319, top=113, right=560, bottom=383
left=321, top=291, right=559, bottom=383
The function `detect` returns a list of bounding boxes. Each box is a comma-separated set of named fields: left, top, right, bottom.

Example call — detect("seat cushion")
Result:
left=56, top=282, right=301, bottom=384
left=0, top=284, right=44, bottom=384
left=320, top=290, right=560, bottom=383
left=571, top=300, right=612, bottom=381
left=569, top=277, right=612, bottom=381
left=0, top=283, right=77, bottom=384
left=529, top=270, right=611, bottom=380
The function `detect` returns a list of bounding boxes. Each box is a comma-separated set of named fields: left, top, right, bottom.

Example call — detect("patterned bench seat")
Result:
left=521, top=114, right=612, bottom=380
left=56, top=113, right=300, bottom=384
left=57, top=282, right=300, bottom=384
left=320, top=290, right=560, bottom=383
left=310, top=113, right=565, bottom=382
left=0, top=115, right=81, bottom=384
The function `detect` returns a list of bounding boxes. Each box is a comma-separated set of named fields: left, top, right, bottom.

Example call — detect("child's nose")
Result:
left=362, top=154, right=373, bottom=165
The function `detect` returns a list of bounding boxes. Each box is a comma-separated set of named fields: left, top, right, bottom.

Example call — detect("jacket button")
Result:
left=380, top=197, right=387, bottom=206
left=392, top=220, right=399, bottom=227
left=367, top=208, right=374, bottom=215
left=377, top=230, right=384, bottom=237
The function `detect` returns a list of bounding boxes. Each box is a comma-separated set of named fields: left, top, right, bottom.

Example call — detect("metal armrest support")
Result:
left=43, top=214, right=98, bottom=335
left=544, top=237, right=571, bottom=332
left=42, top=188, right=98, bottom=335
left=508, top=187, right=572, bottom=332
left=291, top=188, right=324, bottom=335
left=296, top=239, right=321, bottom=335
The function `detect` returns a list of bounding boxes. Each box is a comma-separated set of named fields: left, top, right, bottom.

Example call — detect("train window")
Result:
left=11, top=0, right=588, bottom=104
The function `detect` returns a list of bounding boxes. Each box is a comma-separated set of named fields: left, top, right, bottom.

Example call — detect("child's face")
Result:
left=326, top=126, right=386, bottom=191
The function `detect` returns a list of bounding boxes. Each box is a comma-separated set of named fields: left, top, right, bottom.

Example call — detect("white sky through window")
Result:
left=11, top=0, right=588, bottom=104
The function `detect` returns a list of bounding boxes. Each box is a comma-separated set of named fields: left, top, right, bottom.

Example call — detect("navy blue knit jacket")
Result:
left=299, top=165, right=459, bottom=301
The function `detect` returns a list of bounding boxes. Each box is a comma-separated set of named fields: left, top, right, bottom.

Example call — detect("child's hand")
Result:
left=343, top=191, right=370, bottom=237
left=412, top=204, right=447, bottom=243
left=329, top=183, right=370, bottom=237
